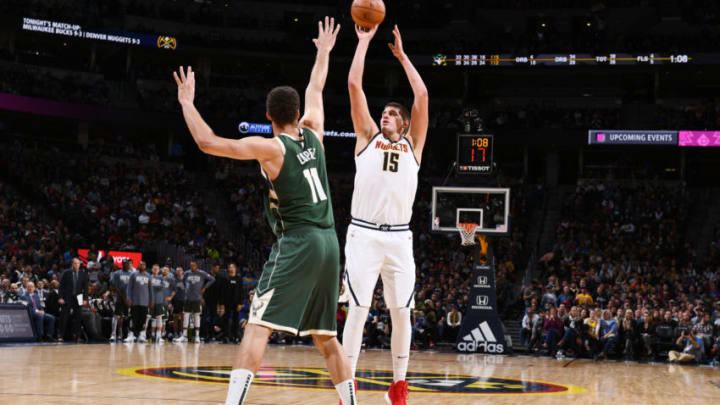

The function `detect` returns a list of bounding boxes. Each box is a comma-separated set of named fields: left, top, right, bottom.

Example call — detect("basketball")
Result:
left=351, top=0, right=385, bottom=29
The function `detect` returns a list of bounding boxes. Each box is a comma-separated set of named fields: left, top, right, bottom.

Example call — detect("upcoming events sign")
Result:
left=588, top=130, right=678, bottom=145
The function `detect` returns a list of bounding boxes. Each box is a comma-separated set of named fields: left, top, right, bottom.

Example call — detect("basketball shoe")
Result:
left=384, top=380, right=408, bottom=405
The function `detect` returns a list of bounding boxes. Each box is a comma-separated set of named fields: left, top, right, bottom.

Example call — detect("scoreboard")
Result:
left=457, top=134, right=494, bottom=174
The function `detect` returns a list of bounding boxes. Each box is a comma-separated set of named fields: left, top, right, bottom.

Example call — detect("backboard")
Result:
left=431, top=187, right=510, bottom=236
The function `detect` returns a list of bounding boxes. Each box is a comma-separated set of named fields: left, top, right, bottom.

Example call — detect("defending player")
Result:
left=342, top=24, right=429, bottom=405
left=173, top=17, right=357, bottom=405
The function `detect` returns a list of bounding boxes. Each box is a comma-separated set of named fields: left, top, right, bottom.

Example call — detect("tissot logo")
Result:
left=476, top=295, right=489, bottom=306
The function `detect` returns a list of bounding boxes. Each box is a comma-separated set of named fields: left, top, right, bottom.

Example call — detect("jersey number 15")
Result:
left=383, top=152, right=399, bottom=173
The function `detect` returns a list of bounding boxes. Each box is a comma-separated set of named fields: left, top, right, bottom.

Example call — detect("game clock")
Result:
left=457, top=134, right=494, bottom=174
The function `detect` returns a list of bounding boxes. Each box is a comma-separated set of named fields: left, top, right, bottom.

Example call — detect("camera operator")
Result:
left=668, top=329, right=703, bottom=363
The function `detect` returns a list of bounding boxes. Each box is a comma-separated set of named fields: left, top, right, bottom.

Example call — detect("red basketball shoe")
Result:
left=384, top=380, right=409, bottom=405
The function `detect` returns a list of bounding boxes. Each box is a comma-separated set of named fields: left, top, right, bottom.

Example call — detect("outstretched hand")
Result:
left=355, top=24, right=378, bottom=41
left=314, top=16, right=341, bottom=53
left=388, top=24, right=406, bottom=61
left=173, top=66, right=195, bottom=106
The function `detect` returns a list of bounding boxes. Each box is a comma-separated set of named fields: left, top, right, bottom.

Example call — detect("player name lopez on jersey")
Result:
left=375, top=140, right=409, bottom=153
left=296, top=148, right=318, bottom=165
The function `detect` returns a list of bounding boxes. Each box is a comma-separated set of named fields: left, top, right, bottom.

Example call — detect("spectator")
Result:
left=445, top=304, right=462, bottom=342
left=542, top=307, right=563, bottom=355
left=556, top=306, right=584, bottom=359
left=44, top=280, right=61, bottom=320
left=638, top=309, right=658, bottom=359
left=520, top=308, right=536, bottom=348
left=575, top=287, right=594, bottom=306
left=21, top=281, right=56, bottom=341
left=619, top=309, right=637, bottom=360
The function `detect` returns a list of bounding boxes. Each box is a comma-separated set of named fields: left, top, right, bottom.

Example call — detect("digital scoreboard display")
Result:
left=430, top=53, right=698, bottom=67
left=457, top=134, right=494, bottom=174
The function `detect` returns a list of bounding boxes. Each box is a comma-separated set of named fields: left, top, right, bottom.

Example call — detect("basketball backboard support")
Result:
left=431, top=187, right=510, bottom=236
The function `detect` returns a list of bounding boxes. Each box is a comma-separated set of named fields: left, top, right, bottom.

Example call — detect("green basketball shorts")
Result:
left=249, top=226, right=340, bottom=336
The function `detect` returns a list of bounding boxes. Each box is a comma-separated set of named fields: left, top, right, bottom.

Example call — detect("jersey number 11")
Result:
left=303, top=168, right=327, bottom=203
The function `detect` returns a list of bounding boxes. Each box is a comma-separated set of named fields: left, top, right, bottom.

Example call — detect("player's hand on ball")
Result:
left=388, top=25, right=406, bottom=61
left=355, top=23, right=378, bottom=41
left=313, top=16, right=340, bottom=53
left=173, top=66, right=195, bottom=106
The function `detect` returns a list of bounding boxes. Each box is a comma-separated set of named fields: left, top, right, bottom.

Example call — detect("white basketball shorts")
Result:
left=343, top=224, right=416, bottom=309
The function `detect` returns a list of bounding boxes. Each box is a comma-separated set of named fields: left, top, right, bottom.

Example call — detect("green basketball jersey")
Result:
left=263, top=128, right=334, bottom=236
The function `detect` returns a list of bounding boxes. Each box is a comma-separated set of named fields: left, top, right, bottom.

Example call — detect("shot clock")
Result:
left=456, top=134, right=494, bottom=174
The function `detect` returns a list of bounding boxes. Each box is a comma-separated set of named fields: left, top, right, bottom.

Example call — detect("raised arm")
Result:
left=349, top=24, right=380, bottom=154
left=174, top=66, right=282, bottom=163
left=299, top=17, right=340, bottom=143
left=388, top=25, right=429, bottom=164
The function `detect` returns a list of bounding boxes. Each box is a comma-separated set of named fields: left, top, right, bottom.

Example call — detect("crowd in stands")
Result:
left=0, top=63, right=110, bottom=106
left=521, top=181, right=720, bottom=364
left=655, top=100, right=720, bottom=131
left=2, top=139, right=217, bottom=256
left=710, top=225, right=720, bottom=267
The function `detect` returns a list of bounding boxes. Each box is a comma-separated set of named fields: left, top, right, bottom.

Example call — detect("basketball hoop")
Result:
left=457, top=223, right=480, bottom=246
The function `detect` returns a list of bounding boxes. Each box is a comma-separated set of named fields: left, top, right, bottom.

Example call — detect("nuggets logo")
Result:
left=118, top=366, right=586, bottom=396
left=157, top=36, right=177, bottom=50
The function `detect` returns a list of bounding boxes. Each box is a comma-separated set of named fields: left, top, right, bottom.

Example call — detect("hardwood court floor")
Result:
left=1, top=343, right=719, bottom=404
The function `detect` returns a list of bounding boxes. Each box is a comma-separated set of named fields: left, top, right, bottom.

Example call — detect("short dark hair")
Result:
left=266, top=86, right=300, bottom=126
left=384, top=102, right=411, bottom=134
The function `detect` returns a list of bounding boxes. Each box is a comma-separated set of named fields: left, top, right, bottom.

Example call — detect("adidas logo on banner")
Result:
left=457, top=321, right=504, bottom=353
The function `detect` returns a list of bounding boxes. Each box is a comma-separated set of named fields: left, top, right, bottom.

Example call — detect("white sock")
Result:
left=389, top=307, right=411, bottom=382
left=111, top=317, right=118, bottom=337
left=342, top=305, right=369, bottom=377
left=194, top=314, right=201, bottom=335
left=142, top=315, right=150, bottom=334
left=225, top=368, right=254, bottom=405
left=335, top=379, right=357, bottom=405
left=183, top=313, right=190, bottom=336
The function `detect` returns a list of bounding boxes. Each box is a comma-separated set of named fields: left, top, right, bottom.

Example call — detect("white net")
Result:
left=457, top=223, right=480, bottom=246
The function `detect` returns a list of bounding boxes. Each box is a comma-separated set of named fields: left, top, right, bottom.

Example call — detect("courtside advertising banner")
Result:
left=77, top=249, right=142, bottom=269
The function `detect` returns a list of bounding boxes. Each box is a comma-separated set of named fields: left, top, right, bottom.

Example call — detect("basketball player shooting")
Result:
left=342, top=23, right=429, bottom=405
left=174, top=18, right=358, bottom=405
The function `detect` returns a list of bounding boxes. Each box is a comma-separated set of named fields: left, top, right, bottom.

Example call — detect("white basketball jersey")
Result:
left=351, top=133, right=419, bottom=225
